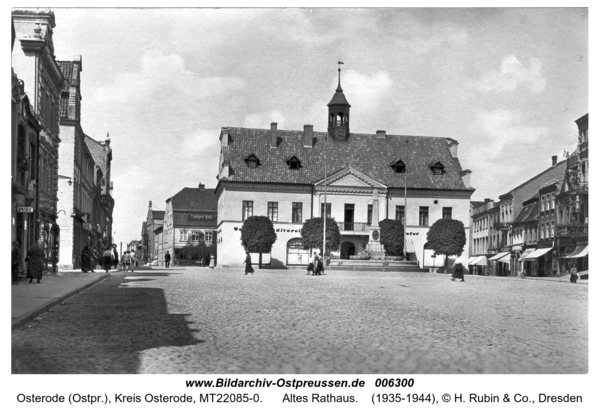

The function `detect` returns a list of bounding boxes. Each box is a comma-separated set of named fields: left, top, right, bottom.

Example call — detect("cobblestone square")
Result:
left=12, top=268, right=587, bottom=374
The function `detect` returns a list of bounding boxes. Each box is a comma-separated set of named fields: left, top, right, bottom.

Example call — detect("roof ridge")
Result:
left=226, top=126, right=451, bottom=140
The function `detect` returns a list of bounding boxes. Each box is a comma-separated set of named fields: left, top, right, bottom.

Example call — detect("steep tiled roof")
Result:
left=167, top=187, right=218, bottom=211
left=220, top=128, right=470, bottom=190
left=513, top=202, right=539, bottom=224
left=84, top=135, right=109, bottom=174
left=57, top=61, right=74, bottom=84
left=152, top=210, right=165, bottom=220
left=471, top=201, right=486, bottom=208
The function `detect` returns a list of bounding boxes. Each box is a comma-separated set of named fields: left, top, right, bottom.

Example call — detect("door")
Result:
left=344, top=204, right=354, bottom=230
left=341, top=242, right=356, bottom=259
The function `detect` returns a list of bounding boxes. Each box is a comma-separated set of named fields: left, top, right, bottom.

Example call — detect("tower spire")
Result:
left=337, top=60, right=344, bottom=92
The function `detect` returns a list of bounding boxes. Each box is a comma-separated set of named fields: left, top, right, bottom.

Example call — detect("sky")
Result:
left=42, top=7, right=588, bottom=246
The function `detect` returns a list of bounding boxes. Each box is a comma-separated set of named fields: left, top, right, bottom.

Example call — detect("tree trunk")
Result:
left=259, top=252, right=262, bottom=269
left=444, top=255, right=448, bottom=273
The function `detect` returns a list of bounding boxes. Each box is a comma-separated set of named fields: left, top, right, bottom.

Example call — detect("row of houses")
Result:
left=469, top=114, right=588, bottom=277
left=11, top=9, right=115, bottom=271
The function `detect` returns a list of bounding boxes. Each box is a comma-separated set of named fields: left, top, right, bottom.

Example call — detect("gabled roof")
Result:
left=471, top=201, right=486, bottom=208
left=220, top=128, right=470, bottom=191
left=513, top=202, right=539, bottom=225
left=84, top=135, right=109, bottom=174
left=167, top=187, right=218, bottom=211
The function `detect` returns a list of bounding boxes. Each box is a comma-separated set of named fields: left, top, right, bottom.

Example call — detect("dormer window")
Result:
left=429, top=160, right=445, bottom=175
left=286, top=155, right=302, bottom=170
left=389, top=159, right=406, bottom=174
left=244, top=154, right=260, bottom=168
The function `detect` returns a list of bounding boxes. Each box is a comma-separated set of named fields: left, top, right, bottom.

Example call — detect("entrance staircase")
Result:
left=326, top=259, right=429, bottom=272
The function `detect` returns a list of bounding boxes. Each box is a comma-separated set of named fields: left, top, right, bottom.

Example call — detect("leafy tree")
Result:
left=379, top=218, right=404, bottom=257
left=426, top=218, right=467, bottom=271
left=300, top=217, right=341, bottom=255
left=240, top=216, right=277, bottom=268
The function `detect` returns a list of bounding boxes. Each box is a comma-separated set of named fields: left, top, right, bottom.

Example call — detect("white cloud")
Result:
left=243, top=110, right=286, bottom=129
left=393, top=21, right=468, bottom=55
left=467, top=55, right=547, bottom=93
left=93, top=50, right=245, bottom=103
left=472, top=109, right=548, bottom=157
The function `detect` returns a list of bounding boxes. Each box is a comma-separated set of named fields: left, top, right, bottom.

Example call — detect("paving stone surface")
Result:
left=11, top=268, right=588, bottom=374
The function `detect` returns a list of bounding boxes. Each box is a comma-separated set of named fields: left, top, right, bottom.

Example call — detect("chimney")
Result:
left=198, top=182, right=205, bottom=189
left=460, top=169, right=472, bottom=188
left=552, top=155, right=557, bottom=166
left=270, top=122, right=278, bottom=148
left=104, top=132, right=111, bottom=146
left=303, top=125, right=313, bottom=148
left=376, top=130, right=386, bottom=138
left=446, top=138, right=458, bottom=158
left=149, top=201, right=152, bottom=208
left=220, top=127, right=229, bottom=148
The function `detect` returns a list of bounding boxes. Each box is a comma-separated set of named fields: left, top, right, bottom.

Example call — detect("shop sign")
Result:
left=17, top=207, right=34, bottom=213
left=189, top=212, right=216, bottom=222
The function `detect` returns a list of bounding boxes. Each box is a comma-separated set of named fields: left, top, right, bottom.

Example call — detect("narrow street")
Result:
left=12, top=268, right=588, bottom=374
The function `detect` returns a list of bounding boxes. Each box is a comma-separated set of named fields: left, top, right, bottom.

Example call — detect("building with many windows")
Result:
left=145, top=202, right=164, bottom=263
left=216, top=69, right=474, bottom=268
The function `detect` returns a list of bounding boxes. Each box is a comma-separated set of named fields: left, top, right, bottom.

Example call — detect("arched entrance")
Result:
left=286, top=238, right=309, bottom=266
left=341, top=242, right=356, bottom=259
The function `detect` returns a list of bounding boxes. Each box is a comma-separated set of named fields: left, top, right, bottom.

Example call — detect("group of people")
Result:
left=306, top=252, right=325, bottom=275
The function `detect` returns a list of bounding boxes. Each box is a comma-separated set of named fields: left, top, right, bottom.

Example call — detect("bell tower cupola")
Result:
left=327, top=61, right=351, bottom=140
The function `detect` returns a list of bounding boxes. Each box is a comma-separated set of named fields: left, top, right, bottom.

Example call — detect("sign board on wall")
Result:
left=17, top=207, right=34, bottom=213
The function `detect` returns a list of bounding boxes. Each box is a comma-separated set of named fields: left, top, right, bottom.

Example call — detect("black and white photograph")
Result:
left=8, top=3, right=595, bottom=411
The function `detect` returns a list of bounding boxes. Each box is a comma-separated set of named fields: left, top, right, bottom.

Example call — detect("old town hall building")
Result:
left=215, top=69, right=474, bottom=268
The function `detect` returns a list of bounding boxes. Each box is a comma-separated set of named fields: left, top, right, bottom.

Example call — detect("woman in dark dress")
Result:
left=451, top=259, right=465, bottom=282
left=81, top=245, right=90, bottom=272
left=570, top=264, right=578, bottom=284
left=103, top=246, right=113, bottom=273
left=243, top=252, right=254, bottom=275
left=26, top=243, right=45, bottom=283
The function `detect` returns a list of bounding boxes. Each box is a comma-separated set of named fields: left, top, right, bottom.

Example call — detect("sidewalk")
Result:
left=11, top=269, right=111, bottom=331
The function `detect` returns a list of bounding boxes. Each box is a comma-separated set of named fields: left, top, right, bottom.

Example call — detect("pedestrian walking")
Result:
left=81, top=245, right=91, bottom=273
left=25, top=242, right=45, bottom=284
left=570, top=264, right=579, bottom=284
left=12, top=241, right=21, bottom=284
left=102, top=246, right=113, bottom=273
left=129, top=250, right=137, bottom=271
left=112, top=246, right=119, bottom=269
left=121, top=251, right=131, bottom=272
left=306, top=252, right=315, bottom=275
left=243, top=251, right=254, bottom=275
left=165, top=251, right=171, bottom=268
left=451, top=259, right=465, bottom=282
left=209, top=253, right=215, bottom=269
left=90, top=247, right=97, bottom=272
left=311, top=252, right=321, bottom=275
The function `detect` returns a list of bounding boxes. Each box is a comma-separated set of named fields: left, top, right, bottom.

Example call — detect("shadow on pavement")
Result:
left=12, top=274, right=201, bottom=374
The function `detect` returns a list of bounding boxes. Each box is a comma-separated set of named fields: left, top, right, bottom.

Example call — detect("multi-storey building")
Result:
left=12, top=9, right=65, bottom=268
left=216, top=69, right=474, bottom=268
left=512, top=195, right=539, bottom=276
left=11, top=68, right=42, bottom=271
left=145, top=202, right=164, bottom=262
left=85, top=134, right=114, bottom=252
left=161, top=183, right=218, bottom=266
left=555, top=113, right=588, bottom=275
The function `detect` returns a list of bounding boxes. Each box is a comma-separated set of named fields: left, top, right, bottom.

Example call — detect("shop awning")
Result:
left=406, top=239, right=415, bottom=253
left=521, top=247, right=553, bottom=261
left=518, top=248, right=536, bottom=262
left=468, top=256, right=479, bottom=265
left=512, top=246, right=523, bottom=252
left=567, top=245, right=588, bottom=258
left=472, top=256, right=488, bottom=266
left=498, top=254, right=512, bottom=264
left=488, top=252, right=510, bottom=261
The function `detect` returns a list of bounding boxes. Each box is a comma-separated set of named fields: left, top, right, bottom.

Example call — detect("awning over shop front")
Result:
left=518, top=248, right=536, bottom=262
left=566, top=245, right=588, bottom=259
left=472, top=256, right=488, bottom=266
left=498, top=254, right=512, bottom=264
left=406, top=239, right=415, bottom=253
left=521, top=247, right=553, bottom=261
left=468, top=256, right=479, bottom=265
left=488, top=252, right=510, bottom=261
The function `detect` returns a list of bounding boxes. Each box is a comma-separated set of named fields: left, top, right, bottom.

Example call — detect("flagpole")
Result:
left=323, top=131, right=327, bottom=265
left=404, top=138, right=408, bottom=261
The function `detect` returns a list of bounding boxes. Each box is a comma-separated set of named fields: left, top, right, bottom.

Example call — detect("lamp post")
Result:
left=322, top=132, right=327, bottom=265
left=403, top=138, right=408, bottom=261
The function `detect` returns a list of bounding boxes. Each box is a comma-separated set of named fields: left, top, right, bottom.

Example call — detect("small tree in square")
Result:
left=426, top=218, right=466, bottom=272
left=240, top=216, right=277, bottom=269
left=300, top=217, right=341, bottom=256
left=379, top=218, right=404, bottom=257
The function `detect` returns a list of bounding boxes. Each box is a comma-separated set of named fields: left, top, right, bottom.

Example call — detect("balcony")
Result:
left=341, top=222, right=370, bottom=234
left=555, top=223, right=588, bottom=237
left=573, top=183, right=588, bottom=195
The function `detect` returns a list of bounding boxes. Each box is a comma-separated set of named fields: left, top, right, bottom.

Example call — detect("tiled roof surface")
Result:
left=57, top=61, right=74, bottom=84
left=513, top=202, right=539, bottom=224
left=221, top=128, right=469, bottom=190
left=84, top=135, right=108, bottom=173
left=471, top=201, right=486, bottom=208
left=152, top=210, right=165, bottom=220
left=168, top=187, right=218, bottom=211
